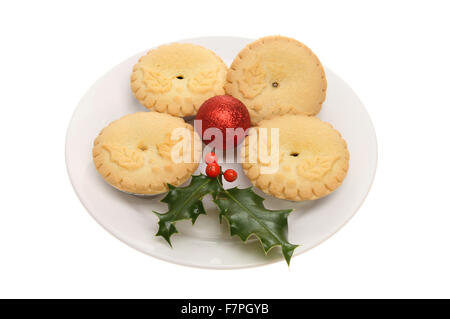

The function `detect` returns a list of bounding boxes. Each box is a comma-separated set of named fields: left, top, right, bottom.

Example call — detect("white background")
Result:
left=1, top=0, right=449, bottom=298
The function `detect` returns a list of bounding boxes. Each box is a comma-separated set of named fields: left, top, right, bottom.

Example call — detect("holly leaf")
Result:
left=154, top=175, right=221, bottom=246
left=213, top=187, right=299, bottom=265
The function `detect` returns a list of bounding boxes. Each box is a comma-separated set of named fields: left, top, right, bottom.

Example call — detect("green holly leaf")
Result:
left=154, top=174, right=221, bottom=246
left=213, top=187, right=299, bottom=265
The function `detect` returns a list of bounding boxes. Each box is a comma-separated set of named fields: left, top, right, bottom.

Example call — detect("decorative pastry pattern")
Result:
left=142, top=68, right=172, bottom=93
left=102, top=144, right=145, bottom=170
left=188, top=68, right=218, bottom=94
left=157, top=133, right=182, bottom=160
left=297, top=155, right=339, bottom=181
left=238, top=62, right=266, bottom=98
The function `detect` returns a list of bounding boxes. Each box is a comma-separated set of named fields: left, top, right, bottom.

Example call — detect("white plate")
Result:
left=65, top=36, right=377, bottom=269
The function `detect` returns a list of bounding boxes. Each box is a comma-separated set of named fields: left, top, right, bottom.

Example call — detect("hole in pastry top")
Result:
left=290, top=152, right=299, bottom=157
left=176, top=75, right=184, bottom=80
left=272, top=82, right=279, bottom=88
left=138, top=143, right=148, bottom=151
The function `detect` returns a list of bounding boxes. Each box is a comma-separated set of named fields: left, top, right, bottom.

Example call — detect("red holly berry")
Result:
left=223, top=169, right=238, bottom=182
left=205, top=163, right=221, bottom=178
left=205, top=152, right=218, bottom=165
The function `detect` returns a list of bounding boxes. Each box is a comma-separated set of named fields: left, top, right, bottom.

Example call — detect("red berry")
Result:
left=205, top=163, right=221, bottom=178
left=205, top=152, right=218, bottom=164
left=223, top=169, right=238, bottom=182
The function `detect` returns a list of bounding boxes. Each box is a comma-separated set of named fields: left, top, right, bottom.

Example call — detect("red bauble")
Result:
left=195, top=95, right=251, bottom=149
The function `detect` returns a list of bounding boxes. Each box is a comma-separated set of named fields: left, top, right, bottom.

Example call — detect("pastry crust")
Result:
left=93, top=112, right=201, bottom=195
left=241, top=115, right=349, bottom=201
left=225, top=35, right=327, bottom=125
left=131, top=43, right=228, bottom=117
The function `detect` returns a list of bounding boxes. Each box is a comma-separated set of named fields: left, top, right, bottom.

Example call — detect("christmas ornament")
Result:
left=223, top=169, right=238, bottom=182
left=195, top=95, right=251, bottom=149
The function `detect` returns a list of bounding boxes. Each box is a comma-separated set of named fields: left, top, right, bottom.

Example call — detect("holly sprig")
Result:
left=214, top=185, right=298, bottom=265
left=154, top=154, right=299, bottom=265
left=153, top=174, right=221, bottom=246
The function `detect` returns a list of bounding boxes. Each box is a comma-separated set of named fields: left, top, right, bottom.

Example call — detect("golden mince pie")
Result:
left=241, top=114, right=349, bottom=201
left=93, top=112, right=201, bottom=195
left=131, top=43, right=228, bottom=117
left=225, top=36, right=327, bottom=124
